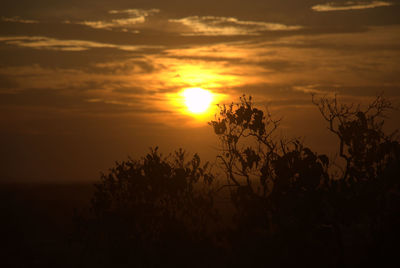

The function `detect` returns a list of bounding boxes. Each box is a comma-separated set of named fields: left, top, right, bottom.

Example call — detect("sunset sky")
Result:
left=1, top=0, right=399, bottom=182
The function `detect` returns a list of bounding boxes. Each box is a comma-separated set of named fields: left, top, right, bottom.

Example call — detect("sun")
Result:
left=182, top=88, right=213, bottom=114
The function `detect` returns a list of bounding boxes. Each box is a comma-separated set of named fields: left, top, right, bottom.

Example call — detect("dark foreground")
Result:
left=1, top=183, right=399, bottom=268
left=0, top=183, right=93, bottom=268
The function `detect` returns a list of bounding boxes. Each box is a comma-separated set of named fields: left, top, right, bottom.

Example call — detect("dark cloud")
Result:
left=0, top=74, right=18, bottom=89
left=317, top=85, right=400, bottom=97
left=90, top=59, right=159, bottom=75
left=112, top=86, right=156, bottom=95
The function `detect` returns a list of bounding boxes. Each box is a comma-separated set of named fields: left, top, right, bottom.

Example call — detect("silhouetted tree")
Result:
left=312, top=94, right=400, bottom=265
left=209, top=96, right=332, bottom=266
left=208, top=94, right=400, bottom=266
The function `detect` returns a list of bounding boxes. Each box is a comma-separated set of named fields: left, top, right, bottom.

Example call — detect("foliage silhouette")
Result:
left=312, top=94, right=400, bottom=265
left=74, top=94, right=400, bottom=267
left=209, top=96, right=333, bottom=266
left=73, top=148, right=219, bottom=267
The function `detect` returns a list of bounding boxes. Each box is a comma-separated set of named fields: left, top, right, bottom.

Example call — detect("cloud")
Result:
left=75, top=8, right=159, bottom=32
left=1, top=16, right=38, bottom=24
left=311, top=1, right=393, bottom=12
left=169, top=16, right=302, bottom=36
left=108, top=8, right=160, bottom=16
left=0, top=36, right=161, bottom=51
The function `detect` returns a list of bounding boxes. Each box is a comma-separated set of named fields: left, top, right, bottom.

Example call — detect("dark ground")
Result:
left=1, top=182, right=399, bottom=268
left=0, top=183, right=234, bottom=268
left=0, top=183, right=94, bottom=267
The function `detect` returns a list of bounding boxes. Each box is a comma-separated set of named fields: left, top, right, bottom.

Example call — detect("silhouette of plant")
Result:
left=312, top=94, right=397, bottom=181
left=209, top=95, right=280, bottom=191
left=312, top=94, right=400, bottom=265
left=74, top=148, right=218, bottom=267
left=208, top=94, right=400, bottom=266
left=209, top=95, right=333, bottom=265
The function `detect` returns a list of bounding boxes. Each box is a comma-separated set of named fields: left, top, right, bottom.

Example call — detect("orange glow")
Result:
left=183, top=87, right=213, bottom=113
left=152, top=56, right=243, bottom=90
left=168, top=87, right=225, bottom=123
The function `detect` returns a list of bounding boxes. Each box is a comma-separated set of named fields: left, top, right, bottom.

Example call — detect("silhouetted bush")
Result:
left=73, top=148, right=219, bottom=267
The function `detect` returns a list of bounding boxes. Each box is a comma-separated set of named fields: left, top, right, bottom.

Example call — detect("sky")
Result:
left=1, top=0, right=399, bottom=182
